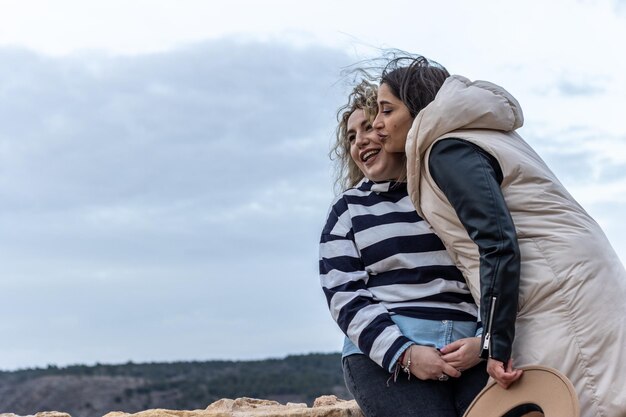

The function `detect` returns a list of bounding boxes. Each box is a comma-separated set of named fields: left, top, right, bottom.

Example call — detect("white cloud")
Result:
left=0, top=40, right=348, bottom=369
left=0, top=0, right=625, bottom=369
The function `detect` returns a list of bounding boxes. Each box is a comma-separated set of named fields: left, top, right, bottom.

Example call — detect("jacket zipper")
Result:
left=482, top=296, right=497, bottom=353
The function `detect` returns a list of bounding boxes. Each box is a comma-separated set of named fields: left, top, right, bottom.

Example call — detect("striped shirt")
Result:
left=319, top=179, right=478, bottom=371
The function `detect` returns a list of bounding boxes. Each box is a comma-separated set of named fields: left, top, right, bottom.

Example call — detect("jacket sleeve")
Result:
left=319, top=197, right=413, bottom=372
left=427, top=138, right=520, bottom=363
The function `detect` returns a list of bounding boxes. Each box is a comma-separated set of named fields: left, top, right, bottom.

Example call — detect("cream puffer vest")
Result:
left=406, top=75, right=626, bottom=417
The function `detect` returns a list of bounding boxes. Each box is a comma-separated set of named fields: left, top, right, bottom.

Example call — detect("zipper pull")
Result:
left=482, top=333, right=491, bottom=350
left=482, top=296, right=497, bottom=354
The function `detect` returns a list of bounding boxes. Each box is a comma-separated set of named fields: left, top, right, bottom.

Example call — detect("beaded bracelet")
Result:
left=401, top=345, right=413, bottom=378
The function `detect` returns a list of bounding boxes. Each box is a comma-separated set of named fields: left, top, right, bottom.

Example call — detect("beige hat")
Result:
left=463, top=365, right=579, bottom=417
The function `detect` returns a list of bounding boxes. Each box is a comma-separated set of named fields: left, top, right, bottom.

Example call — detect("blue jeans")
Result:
left=343, top=354, right=488, bottom=417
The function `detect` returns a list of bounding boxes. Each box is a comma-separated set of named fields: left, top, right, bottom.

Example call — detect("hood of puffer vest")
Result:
left=406, top=74, right=524, bottom=157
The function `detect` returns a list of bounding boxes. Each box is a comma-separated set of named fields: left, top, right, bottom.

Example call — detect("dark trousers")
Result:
left=343, top=354, right=488, bottom=417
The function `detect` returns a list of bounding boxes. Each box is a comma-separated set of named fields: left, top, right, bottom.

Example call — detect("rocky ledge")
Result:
left=0, top=396, right=363, bottom=417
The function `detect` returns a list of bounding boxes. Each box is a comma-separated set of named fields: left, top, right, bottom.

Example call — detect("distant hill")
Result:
left=0, top=353, right=351, bottom=417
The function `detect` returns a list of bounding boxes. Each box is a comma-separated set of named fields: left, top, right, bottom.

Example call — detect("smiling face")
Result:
left=373, top=83, right=414, bottom=153
left=347, top=108, right=405, bottom=182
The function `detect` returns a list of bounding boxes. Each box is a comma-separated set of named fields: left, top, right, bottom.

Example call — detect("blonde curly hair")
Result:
left=330, top=80, right=379, bottom=192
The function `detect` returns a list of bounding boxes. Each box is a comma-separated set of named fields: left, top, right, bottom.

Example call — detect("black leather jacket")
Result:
left=428, top=138, right=521, bottom=363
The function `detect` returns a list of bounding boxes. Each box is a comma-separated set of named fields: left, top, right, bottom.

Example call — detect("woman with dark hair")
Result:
left=371, top=54, right=626, bottom=417
left=319, top=80, right=489, bottom=417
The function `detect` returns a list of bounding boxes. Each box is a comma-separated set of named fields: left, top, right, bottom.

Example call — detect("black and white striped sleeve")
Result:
left=319, top=196, right=412, bottom=371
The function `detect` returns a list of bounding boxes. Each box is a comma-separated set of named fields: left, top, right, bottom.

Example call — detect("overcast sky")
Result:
left=1, top=0, right=625, bottom=370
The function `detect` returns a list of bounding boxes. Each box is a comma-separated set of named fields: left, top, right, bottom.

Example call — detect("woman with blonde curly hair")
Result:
left=330, top=80, right=385, bottom=191
left=319, top=80, right=488, bottom=417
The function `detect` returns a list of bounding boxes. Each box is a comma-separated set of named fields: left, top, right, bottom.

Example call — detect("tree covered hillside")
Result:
left=0, top=353, right=350, bottom=417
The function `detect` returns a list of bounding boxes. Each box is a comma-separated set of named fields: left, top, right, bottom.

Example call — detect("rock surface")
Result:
left=0, top=396, right=363, bottom=417
left=103, top=395, right=363, bottom=417
left=0, top=413, right=71, bottom=417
